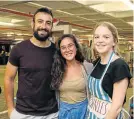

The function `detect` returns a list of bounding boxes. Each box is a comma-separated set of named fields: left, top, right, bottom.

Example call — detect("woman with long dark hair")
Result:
left=51, top=34, right=93, bottom=119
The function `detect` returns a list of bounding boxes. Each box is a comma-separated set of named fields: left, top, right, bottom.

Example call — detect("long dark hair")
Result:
left=51, top=34, right=84, bottom=90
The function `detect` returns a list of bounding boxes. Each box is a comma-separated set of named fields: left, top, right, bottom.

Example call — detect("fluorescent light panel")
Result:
left=127, top=22, right=134, bottom=26
left=77, top=16, right=92, bottom=21
left=120, top=0, right=134, bottom=10
left=11, top=19, right=25, bottom=23
left=28, top=2, right=52, bottom=9
left=0, top=22, right=14, bottom=26
left=72, top=28, right=88, bottom=32
left=15, top=38, right=24, bottom=41
left=90, top=3, right=132, bottom=12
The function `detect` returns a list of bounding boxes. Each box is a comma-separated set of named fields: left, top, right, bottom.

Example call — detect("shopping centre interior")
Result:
left=0, top=0, right=133, bottom=118
left=0, top=0, right=133, bottom=66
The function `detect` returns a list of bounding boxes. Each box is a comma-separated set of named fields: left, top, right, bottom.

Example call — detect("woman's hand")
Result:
left=105, top=107, right=121, bottom=119
left=105, top=78, right=128, bottom=119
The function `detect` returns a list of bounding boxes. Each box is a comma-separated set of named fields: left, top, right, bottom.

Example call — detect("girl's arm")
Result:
left=105, top=78, right=128, bottom=119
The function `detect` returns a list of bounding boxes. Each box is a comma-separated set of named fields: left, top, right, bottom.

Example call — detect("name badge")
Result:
left=88, top=96, right=111, bottom=118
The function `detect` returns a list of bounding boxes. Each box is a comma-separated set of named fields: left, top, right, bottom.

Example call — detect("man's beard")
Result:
left=33, top=28, right=51, bottom=42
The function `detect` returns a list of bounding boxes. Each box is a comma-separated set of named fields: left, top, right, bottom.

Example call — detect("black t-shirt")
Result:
left=9, top=40, right=58, bottom=116
left=91, top=58, right=132, bottom=103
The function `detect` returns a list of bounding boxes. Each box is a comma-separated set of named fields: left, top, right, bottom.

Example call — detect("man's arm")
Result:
left=4, top=62, right=18, bottom=117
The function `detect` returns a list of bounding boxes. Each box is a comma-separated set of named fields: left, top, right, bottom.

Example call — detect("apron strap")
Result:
left=100, top=52, right=115, bottom=81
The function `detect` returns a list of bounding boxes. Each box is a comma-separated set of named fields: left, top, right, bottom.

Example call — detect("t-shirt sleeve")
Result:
left=8, top=45, right=19, bottom=67
left=113, top=59, right=132, bottom=83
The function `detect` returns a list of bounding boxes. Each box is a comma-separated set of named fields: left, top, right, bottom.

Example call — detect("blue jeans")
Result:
left=59, top=99, right=88, bottom=119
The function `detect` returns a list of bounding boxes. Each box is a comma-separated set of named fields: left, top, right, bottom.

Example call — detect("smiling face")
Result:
left=32, top=12, right=53, bottom=41
left=60, top=37, right=77, bottom=61
left=93, top=25, right=115, bottom=55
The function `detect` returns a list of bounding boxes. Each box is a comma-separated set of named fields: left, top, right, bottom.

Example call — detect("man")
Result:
left=4, top=8, right=58, bottom=119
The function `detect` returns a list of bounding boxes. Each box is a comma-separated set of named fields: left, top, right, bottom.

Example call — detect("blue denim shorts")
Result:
left=59, top=99, right=88, bottom=119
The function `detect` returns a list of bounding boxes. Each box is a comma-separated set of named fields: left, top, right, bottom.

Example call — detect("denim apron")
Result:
left=87, top=52, right=124, bottom=119
left=58, top=99, right=88, bottom=119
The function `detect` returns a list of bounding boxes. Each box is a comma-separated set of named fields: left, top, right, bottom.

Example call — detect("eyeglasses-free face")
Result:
left=60, top=37, right=77, bottom=61
left=94, top=25, right=115, bottom=55
left=32, top=12, right=53, bottom=41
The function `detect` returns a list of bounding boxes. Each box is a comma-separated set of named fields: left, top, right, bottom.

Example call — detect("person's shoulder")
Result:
left=83, top=60, right=93, bottom=67
left=18, top=39, right=30, bottom=46
left=110, top=58, right=130, bottom=72
left=11, top=40, right=30, bottom=53
left=112, top=58, right=127, bottom=66
left=83, top=60, right=93, bottom=74
left=92, top=57, right=100, bottom=66
left=14, top=39, right=30, bottom=48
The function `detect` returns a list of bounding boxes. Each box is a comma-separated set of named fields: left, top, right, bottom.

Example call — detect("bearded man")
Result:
left=4, top=7, right=58, bottom=119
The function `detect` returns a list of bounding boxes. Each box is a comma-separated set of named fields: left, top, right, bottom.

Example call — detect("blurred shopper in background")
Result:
left=51, top=34, right=93, bottom=119
left=4, top=7, right=58, bottom=119
left=87, top=22, right=132, bottom=119
left=0, top=86, right=1, bottom=94
left=80, top=40, right=92, bottom=62
left=0, top=46, right=7, bottom=65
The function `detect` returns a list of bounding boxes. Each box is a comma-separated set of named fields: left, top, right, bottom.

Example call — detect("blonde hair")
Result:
left=93, top=21, right=121, bottom=56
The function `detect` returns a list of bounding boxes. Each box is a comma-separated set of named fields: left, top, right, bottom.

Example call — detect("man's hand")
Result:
left=8, top=107, right=14, bottom=118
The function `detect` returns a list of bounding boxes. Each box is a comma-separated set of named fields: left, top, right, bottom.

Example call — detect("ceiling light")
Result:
left=89, top=1, right=133, bottom=12
left=85, top=35, right=93, bottom=37
left=72, top=28, right=78, bottom=31
left=23, top=33, right=31, bottom=36
left=120, top=0, right=134, bottom=10
left=28, top=2, right=52, bottom=9
left=77, top=16, right=91, bottom=21
left=119, top=37, right=125, bottom=39
left=15, top=38, right=24, bottom=41
left=0, top=22, right=14, bottom=26
left=17, top=33, right=23, bottom=36
left=74, top=0, right=117, bottom=5
left=127, top=22, right=134, bottom=26
left=11, top=19, right=25, bottom=23
left=7, top=34, right=13, bottom=37
left=56, top=10, right=74, bottom=15
left=2, top=32, right=14, bottom=35
left=72, top=28, right=88, bottom=32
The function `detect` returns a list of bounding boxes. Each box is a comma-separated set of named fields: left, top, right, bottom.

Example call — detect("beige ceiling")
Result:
left=0, top=0, right=133, bottom=42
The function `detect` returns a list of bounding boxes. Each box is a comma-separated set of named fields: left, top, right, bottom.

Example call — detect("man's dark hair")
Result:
left=33, top=7, right=53, bottom=22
